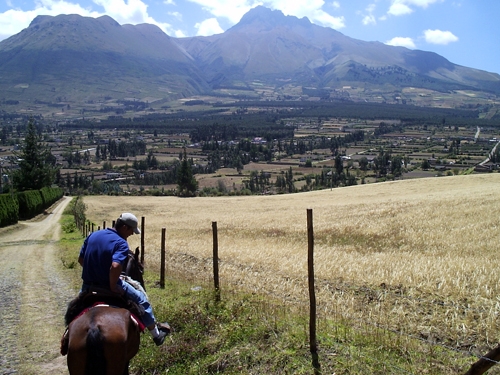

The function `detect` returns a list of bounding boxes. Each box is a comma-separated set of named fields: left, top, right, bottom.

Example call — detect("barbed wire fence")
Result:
left=81, top=211, right=500, bottom=375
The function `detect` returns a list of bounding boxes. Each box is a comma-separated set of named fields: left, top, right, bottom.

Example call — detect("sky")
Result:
left=0, top=0, right=498, bottom=75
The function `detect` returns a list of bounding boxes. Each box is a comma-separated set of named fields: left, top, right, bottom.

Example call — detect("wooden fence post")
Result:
left=103, top=221, right=106, bottom=229
left=160, top=227, right=166, bottom=289
left=464, top=345, right=500, bottom=375
left=212, top=221, right=220, bottom=302
left=307, top=208, right=320, bottom=374
left=141, top=216, right=145, bottom=264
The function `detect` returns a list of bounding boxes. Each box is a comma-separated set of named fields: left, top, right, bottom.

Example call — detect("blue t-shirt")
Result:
left=79, top=228, right=130, bottom=288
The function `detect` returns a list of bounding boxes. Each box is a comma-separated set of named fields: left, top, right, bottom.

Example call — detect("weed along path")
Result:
left=0, top=196, right=74, bottom=375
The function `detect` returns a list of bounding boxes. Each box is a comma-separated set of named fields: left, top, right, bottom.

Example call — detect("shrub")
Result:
left=0, top=193, right=18, bottom=227
left=17, top=190, right=43, bottom=219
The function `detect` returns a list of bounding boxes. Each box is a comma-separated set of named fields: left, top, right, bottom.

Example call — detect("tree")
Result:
left=359, top=157, right=369, bottom=171
left=11, top=118, right=56, bottom=191
left=177, top=148, right=198, bottom=197
left=421, top=159, right=431, bottom=170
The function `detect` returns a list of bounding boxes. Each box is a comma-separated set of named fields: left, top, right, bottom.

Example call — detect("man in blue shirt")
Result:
left=79, top=212, right=169, bottom=346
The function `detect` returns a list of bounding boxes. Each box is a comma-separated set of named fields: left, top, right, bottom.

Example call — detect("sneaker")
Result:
left=157, top=322, right=172, bottom=334
left=153, top=330, right=167, bottom=346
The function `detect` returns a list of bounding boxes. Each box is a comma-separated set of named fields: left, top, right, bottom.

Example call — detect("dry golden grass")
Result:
left=83, top=173, right=500, bottom=353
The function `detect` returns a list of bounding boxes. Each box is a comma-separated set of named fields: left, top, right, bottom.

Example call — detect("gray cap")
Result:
left=119, top=213, right=141, bottom=234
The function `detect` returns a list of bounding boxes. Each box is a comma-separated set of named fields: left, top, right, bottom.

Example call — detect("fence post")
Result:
left=212, top=221, right=220, bottom=302
left=307, top=208, right=320, bottom=374
left=160, top=227, right=166, bottom=289
left=103, top=221, right=106, bottom=229
left=464, top=345, right=500, bottom=375
left=91, top=223, right=95, bottom=233
left=141, top=216, right=145, bottom=264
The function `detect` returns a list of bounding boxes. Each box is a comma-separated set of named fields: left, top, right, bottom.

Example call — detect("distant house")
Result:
left=106, top=172, right=122, bottom=179
left=252, top=137, right=266, bottom=144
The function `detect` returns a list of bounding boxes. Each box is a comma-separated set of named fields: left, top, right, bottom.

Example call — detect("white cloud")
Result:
left=405, top=0, right=441, bottom=7
left=195, top=17, right=224, bottom=36
left=387, top=0, right=442, bottom=16
left=173, top=29, right=187, bottom=37
left=168, top=11, right=182, bottom=21
left=332, top=1, right=340, bottom=9
left=92, top=0, right=175, bottom=33
left=309, top=11, right=345, bottom=29
left=388, top=3, right=413, bottom=16
left=361, top=3, right=377, bottom=25
left=386, top=36, right=416, bottom=49
left=186, top=0, right=254, bottom=24
left=362, top=14, right=376, bottom=25
left=93, top=0, right=146, bottom=23
left=424, top=29, right=458, bottom=45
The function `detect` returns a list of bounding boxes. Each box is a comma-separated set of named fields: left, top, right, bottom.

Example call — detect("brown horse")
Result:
left=64, top=247, right=145, bottom=375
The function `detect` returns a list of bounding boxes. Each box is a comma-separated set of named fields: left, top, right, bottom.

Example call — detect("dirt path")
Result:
left=0, top=196, right=75, bottom=375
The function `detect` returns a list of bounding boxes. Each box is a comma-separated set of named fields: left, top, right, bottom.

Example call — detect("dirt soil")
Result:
left=0, top=196, right=75, bottom=375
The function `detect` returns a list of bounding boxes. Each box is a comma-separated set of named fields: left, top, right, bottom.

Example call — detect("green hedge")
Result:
left=0, top=193, right=19, bottom=227
left=17, top=190, right=44, bottom=220
left=1, top=187, right=64, bottom=226
left=40, top=187, right=64, bottom=208
left=17, top=187, right=64, bottom=220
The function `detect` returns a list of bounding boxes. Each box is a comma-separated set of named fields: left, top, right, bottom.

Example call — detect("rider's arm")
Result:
left=109, top=261, right=123, bottom=293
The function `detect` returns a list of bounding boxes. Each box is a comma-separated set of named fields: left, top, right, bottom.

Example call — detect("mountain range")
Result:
left=0, top=5, right=499, bottom=106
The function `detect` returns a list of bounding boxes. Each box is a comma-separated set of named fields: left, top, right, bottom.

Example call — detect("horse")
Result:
left=63, top=247, right=145, bottom=375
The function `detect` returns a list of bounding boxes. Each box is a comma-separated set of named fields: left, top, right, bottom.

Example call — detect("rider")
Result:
left=78, top=212, right=170, bottom=346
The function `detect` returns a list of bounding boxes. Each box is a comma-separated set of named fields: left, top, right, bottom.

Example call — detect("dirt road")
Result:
left=0, top=196, right=75, bottom=375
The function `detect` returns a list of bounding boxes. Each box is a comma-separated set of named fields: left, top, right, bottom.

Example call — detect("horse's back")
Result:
left=67, top=306, right=140, bottom=375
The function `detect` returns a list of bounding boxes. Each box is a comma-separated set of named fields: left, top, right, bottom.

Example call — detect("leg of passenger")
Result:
left=120, top=280, right=155, bottom=327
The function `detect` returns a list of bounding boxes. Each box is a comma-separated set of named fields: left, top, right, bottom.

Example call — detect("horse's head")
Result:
left=124, top=247, right=145, bottom=291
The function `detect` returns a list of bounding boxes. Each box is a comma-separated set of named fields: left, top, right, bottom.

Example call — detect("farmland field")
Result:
left=83, top=172, right=500, bottom=369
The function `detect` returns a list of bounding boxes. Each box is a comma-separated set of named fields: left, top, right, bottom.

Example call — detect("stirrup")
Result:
left=157, top=322, right=172, bottom=334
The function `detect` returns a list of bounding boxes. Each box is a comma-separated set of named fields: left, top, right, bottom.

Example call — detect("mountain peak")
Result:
left=232, top=5, right=311, bottom=32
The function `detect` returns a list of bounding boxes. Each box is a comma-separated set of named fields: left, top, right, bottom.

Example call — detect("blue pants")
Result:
left=119, top=279, right=156, bottom=327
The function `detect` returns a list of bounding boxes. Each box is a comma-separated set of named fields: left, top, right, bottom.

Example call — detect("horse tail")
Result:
left=85, top=325, right=106, bottom=375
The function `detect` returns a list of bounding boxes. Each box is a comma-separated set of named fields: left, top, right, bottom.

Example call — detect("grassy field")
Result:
left=79, top=173, right=500, bottom=374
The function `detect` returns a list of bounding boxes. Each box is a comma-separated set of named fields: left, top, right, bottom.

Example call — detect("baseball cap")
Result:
left=119, top=213, right=141, bottom=234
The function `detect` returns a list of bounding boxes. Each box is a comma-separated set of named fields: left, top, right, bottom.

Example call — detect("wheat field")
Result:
left=83, top=173, right=500, bottom=356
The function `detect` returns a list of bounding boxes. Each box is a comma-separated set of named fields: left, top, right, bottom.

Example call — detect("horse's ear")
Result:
left=135, top=247, right=140, bottom=258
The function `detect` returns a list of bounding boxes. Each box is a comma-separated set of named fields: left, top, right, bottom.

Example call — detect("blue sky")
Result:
left=0, top=0, right=498, bottom=74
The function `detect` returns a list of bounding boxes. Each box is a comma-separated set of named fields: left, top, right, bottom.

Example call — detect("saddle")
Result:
left=64, top=286, right=145, bottom=326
